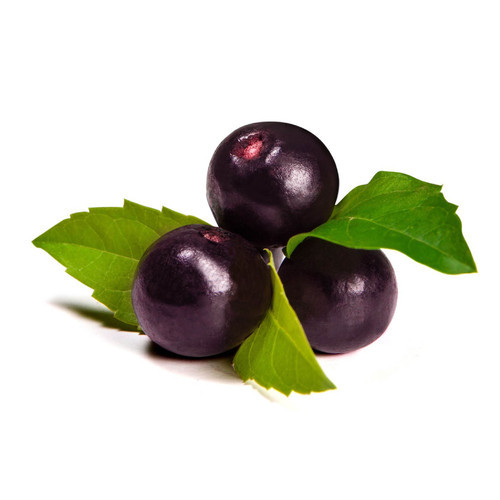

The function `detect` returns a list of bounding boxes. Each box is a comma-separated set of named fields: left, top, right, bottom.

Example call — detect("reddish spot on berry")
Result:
left=233, top=135, right=264, bottom=160
left=201, top=228, right=231, bottom=243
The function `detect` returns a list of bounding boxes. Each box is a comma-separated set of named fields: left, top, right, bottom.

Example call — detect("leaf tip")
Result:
left=32, top=233, right=47, bottom=249
left=123, top=199, right=136, bottom=209
left=468, top=260, right=478, bottom=274
left=326, top=380, right=337, bottom=391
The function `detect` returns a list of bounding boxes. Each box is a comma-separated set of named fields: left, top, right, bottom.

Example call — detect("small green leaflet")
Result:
left=33, top=200, right=208, bottom=325
left=233, top=251, right=336, bottom=396
left=286, top=171, right=477, bottom=275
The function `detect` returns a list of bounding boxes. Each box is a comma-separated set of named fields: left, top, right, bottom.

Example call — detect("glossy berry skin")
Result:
left=278, top=239, right=397, bottom=354
left=207, top=122, right=339, bottom=248
left=132, top=224, right=272, bottom=357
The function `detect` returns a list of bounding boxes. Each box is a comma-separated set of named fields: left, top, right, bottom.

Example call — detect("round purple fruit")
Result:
left=207, top=122, right=339, bottom=248
left=278, top=239, right=398, bottom=354
left=132, top=225, right=272, bottom=357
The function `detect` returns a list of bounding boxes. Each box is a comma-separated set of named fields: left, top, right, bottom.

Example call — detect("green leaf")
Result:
left=286, top=171, right=477, bottom=275
left=33, top=200, right=208, bottom=325
left=233, top=251, right=336, bottom=396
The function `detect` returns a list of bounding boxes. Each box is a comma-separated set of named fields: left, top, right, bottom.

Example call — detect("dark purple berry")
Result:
left=278, top=239, right=397, bottom=354
left=207, top=122, right=339, bottom=248
left=132, top=225, right=272, bottom=357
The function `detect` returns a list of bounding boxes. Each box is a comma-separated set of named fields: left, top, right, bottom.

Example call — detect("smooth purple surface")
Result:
left=132, top=225, right=272, bottom=357
left=278, top=239, right=398, bottom=354
left=207, top=122, right=339, bottom=248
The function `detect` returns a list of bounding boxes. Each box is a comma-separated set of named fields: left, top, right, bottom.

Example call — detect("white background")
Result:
left=1, top=1, right=499, bottom=499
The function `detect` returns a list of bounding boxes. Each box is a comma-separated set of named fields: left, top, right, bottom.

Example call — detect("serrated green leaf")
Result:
left=33, top=200, right=208, bottom=325
left=286, top=171, right=477, bottom=274
left=233, top=251, right=336, bottom=396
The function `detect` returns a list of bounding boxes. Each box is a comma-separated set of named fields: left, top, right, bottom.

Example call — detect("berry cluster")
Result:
left=132, top=122, right=397, bottom=357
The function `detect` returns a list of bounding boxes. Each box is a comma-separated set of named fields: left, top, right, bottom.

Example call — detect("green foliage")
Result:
left=33, top=200, right=207, bottom=325
left=233, top=251, right=336, bottom=396
left=286, top=171, right=476, bottom=274
left=34, top=171, right=477, bottom=396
